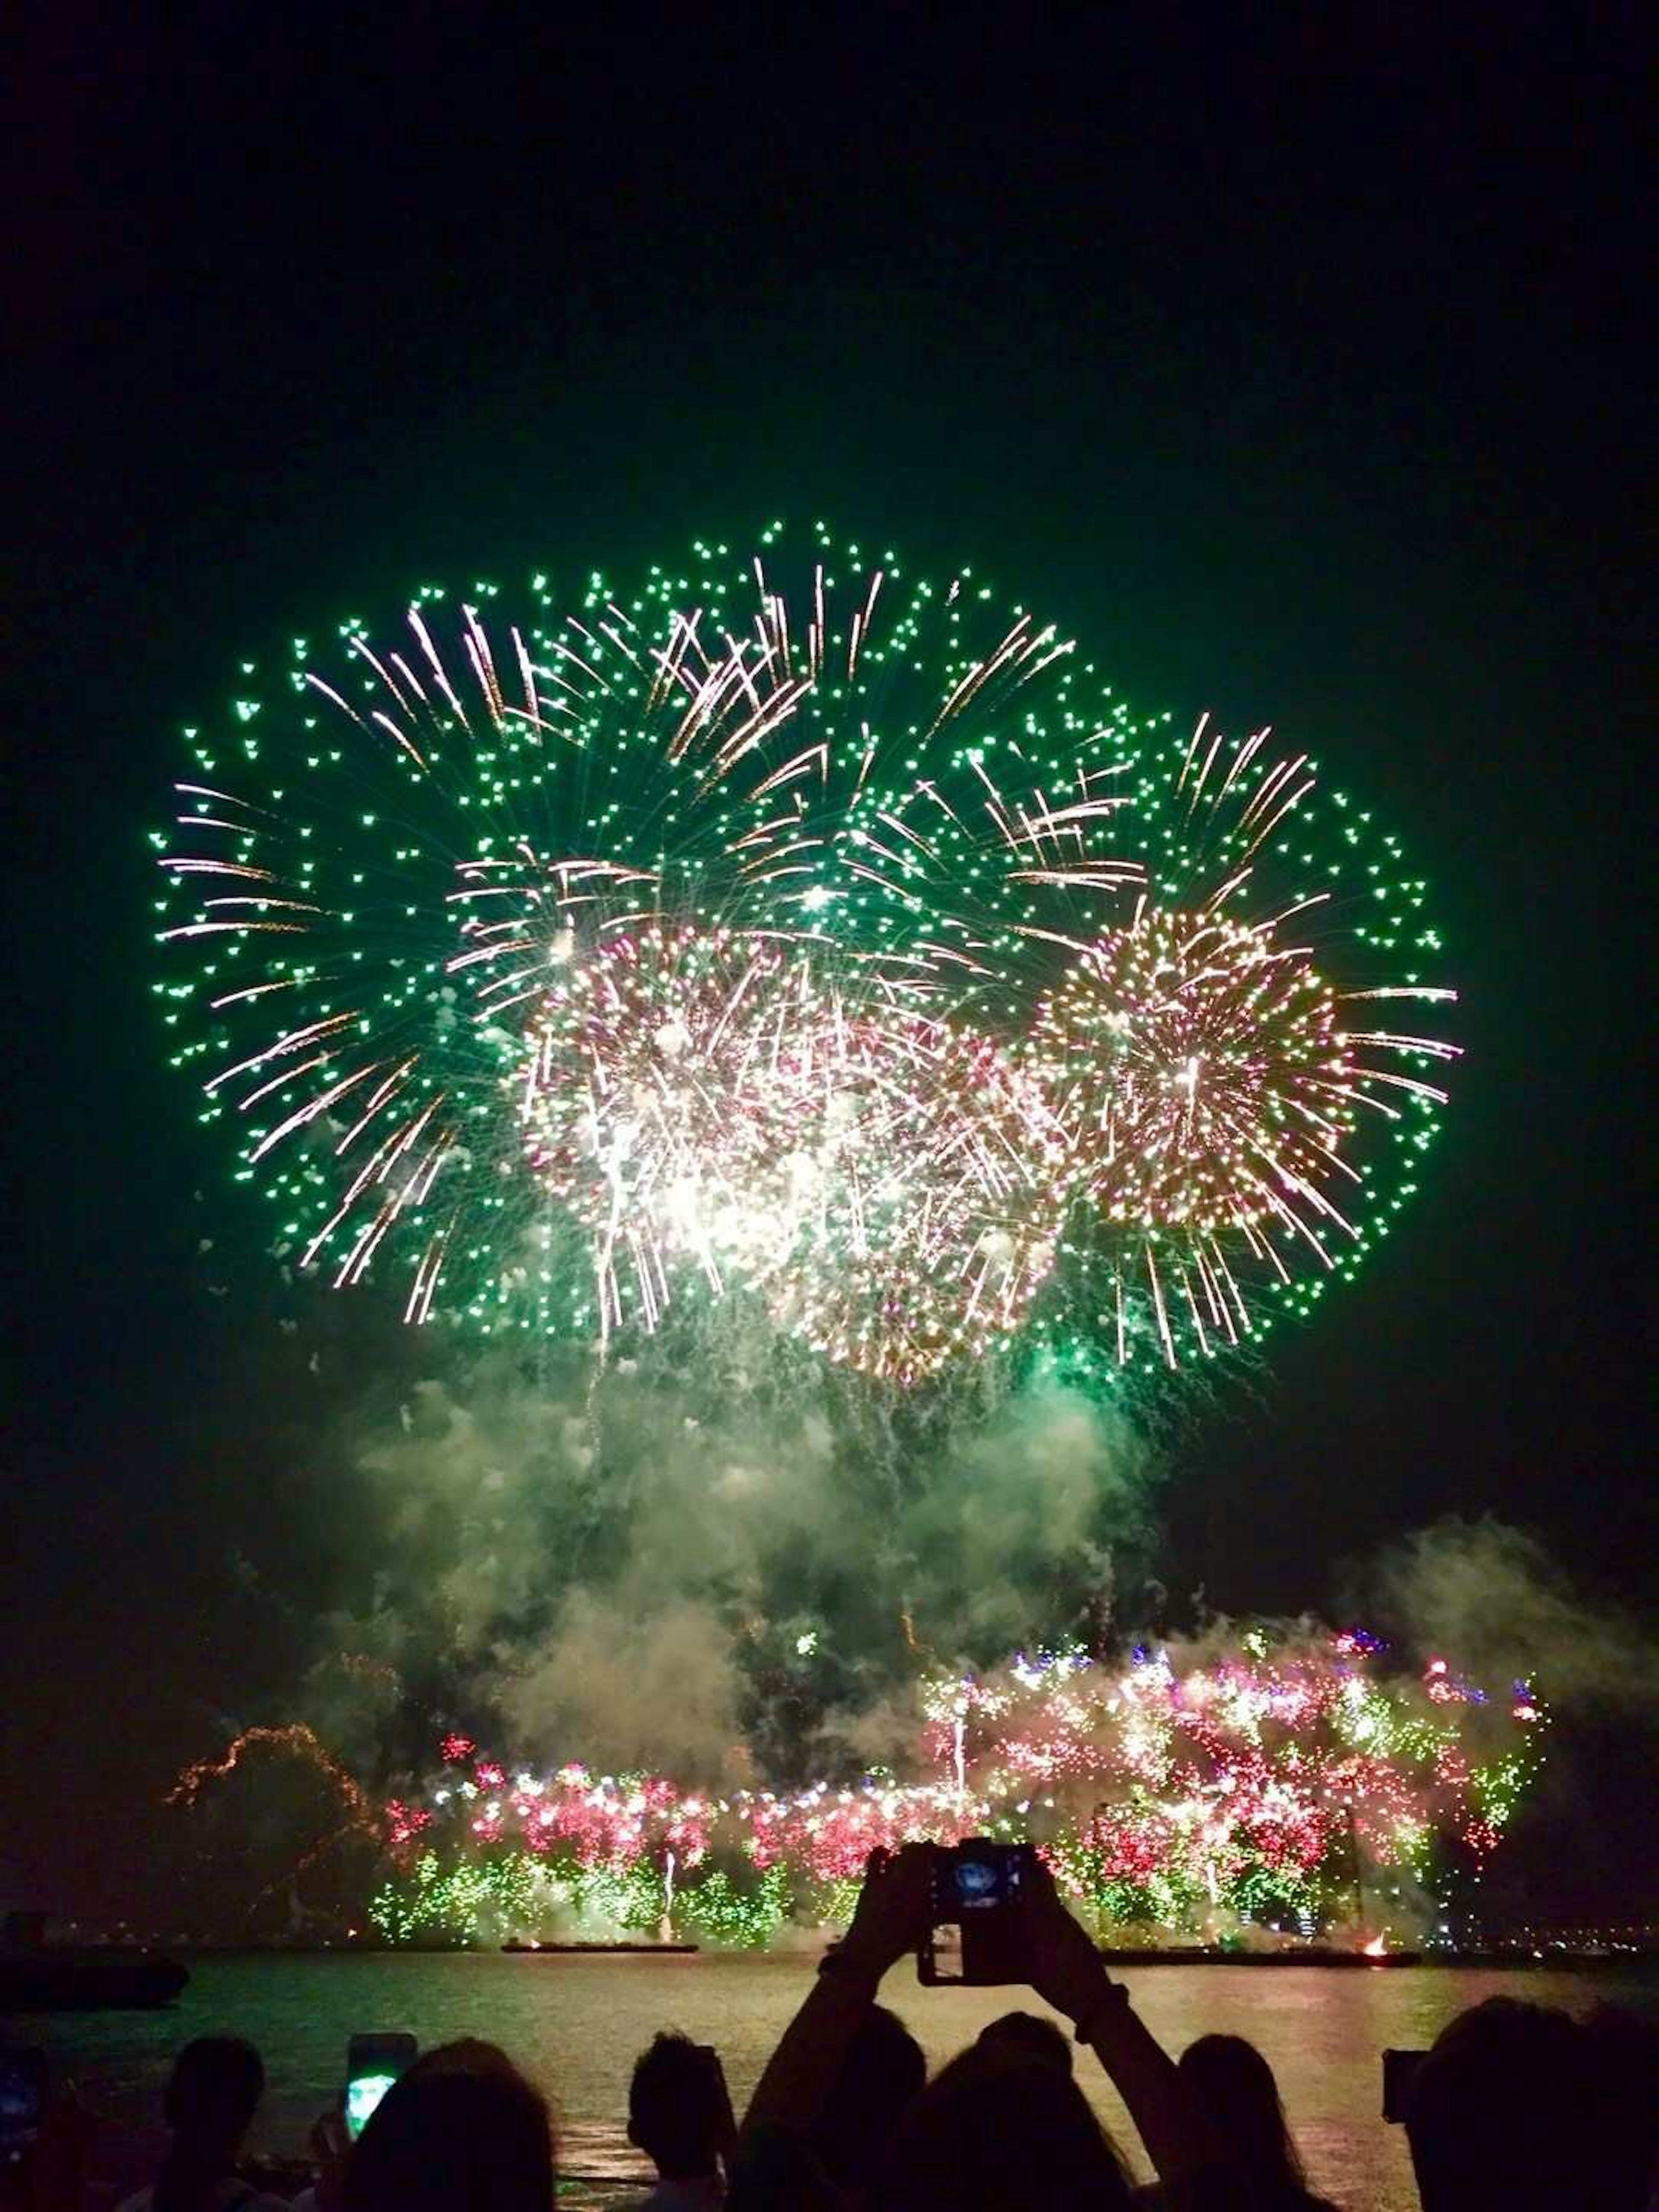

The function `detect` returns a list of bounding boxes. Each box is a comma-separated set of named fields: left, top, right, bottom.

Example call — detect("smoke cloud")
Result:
left=1360, top=1515, right=1659, bottom=1710
left=294, top=1319, right=1161, bottom=1789
left=167, top=1323, right=1659, bottom=1939
left=259, top=1316, right=1659, bottom=1828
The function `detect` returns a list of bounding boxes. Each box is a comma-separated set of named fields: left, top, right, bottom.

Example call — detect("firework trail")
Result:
left=168, top=1723, right=385, bottom=1921
left=166, top=1721, right=375, bottom=1815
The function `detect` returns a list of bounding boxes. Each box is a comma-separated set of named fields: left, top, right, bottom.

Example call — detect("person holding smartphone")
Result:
left=734, top=1843, right=1227, bottom=2210
left=286, top=2034, right=418, bottom=2212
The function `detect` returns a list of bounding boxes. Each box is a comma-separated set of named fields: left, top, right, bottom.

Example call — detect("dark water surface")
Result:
left=19, top=1951, right=1656, bottom=2209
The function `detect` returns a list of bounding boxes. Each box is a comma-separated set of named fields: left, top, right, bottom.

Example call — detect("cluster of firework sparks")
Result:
left=149, top=532, right=1528, bottom=1950
left=367, top=1633, right=1545, bottom=1947
left=154, top=523, right=1457, bottom=1381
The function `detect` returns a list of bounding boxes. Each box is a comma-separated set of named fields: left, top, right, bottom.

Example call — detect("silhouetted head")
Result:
left=1406, top=1997, right=1580, bottom=2211
left=1577, top=2004, right=1659, bottom=2208
left=874, top=2042, right=1132, bottom=2211
left=162, top=2036, right=264, bottom=2150
left=977, top=2011, right=1073, bottom=2078
left=628, top=2031, right=728, bottom=2181
left=153, top=2039, right=267, bottom=2212
left=811, top=2001, right=927, bottom=2193
left=343, top=2038, right=555, bottom=2212
left=1177, top=2033, right=1305, bottom=2189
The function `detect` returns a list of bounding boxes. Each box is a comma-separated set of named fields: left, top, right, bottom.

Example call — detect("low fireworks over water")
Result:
left=155, top=522, right=1459, bottom=1382
left=367, top=1634, right=1545, bottom=1948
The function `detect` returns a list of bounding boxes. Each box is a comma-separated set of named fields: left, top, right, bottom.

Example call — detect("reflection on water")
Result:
left=23, top=1951, right=1656, bottom=2212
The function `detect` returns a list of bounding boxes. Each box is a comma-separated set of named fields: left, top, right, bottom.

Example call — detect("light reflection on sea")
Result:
left=22, top=1951, right=1656, bottom=2211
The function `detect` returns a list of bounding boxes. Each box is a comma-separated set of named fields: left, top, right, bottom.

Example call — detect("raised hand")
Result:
left=836, top=1842, right=936, bottom=1978
left=306, top=2104, right=351, bottom=2212
left=1021, top=1853, right=1114, bottom=2027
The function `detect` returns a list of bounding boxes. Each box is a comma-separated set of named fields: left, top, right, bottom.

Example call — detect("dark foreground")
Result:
left=18, top=1949, right=1657, bottom=2212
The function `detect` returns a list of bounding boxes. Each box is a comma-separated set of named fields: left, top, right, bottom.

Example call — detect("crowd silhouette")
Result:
left=8, top=1847, right=1654, bottom=2210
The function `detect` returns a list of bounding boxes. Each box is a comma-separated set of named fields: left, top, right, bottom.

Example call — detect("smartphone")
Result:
left=0, top=2049, right=47, bottom=2165
left=1382, top=2047, right=1427, bottom=2123
left=346, top=2033, right=418, bottom=2140
left=918, top=1840, right=1035, bottom=1986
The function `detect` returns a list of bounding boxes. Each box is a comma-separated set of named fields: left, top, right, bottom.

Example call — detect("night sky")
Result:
left=6, top=12, right=1650, bottom=1917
